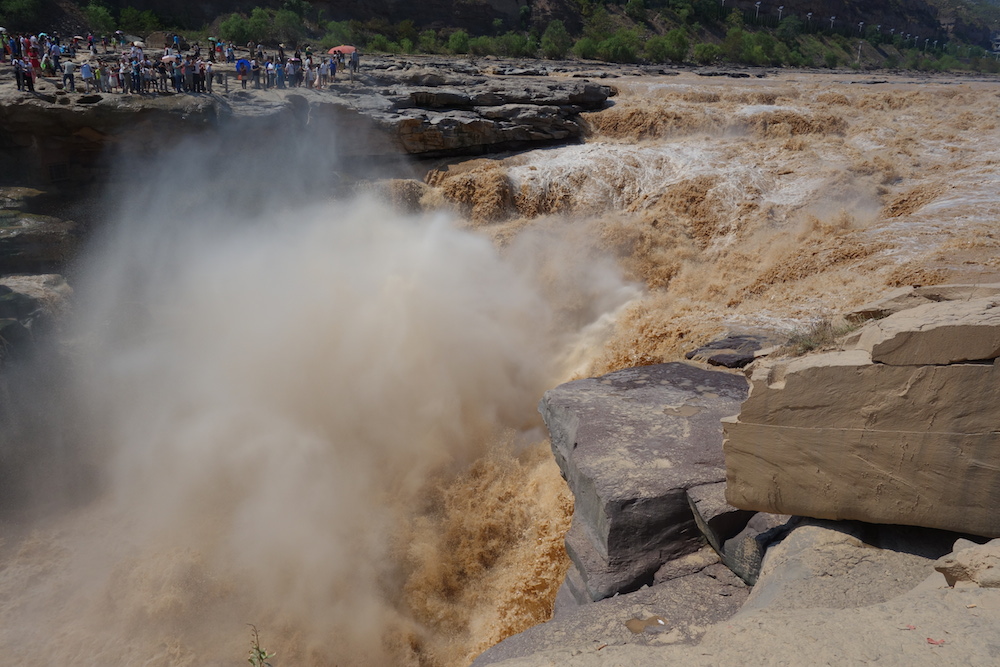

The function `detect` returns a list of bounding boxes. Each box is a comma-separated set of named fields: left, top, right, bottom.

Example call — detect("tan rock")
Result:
left=725, top=421, right=1000, bottom=536
left=846, top=283, right=1000, bottom=324
left=725, top=349, right=1000, bottom=537
left=739, top=351, right=1000, bottom=433
left=935, top=538, right=1000, bottom=588
left=854, top=296, right=1000, bottom=365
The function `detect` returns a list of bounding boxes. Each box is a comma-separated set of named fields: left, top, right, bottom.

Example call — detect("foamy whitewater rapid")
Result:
left=2, top=70, right=1000, bottom=667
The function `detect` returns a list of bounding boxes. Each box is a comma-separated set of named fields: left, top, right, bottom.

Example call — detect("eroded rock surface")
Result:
left=725, top=293, right=1000, bottom=537
left=0, top=63, right=611, bottom=188
left=473, top=562, right=748, bottom=666
left=539, top=362, right=747, bottom=602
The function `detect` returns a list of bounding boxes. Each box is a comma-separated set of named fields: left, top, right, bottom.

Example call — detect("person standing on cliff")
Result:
left=62, top=59, right=76, bottom=92
left=13, top=56, right=24, bottom=91
left=17, top=57, right=34, bottom=92
left=80, top=60, right=96, bottom=93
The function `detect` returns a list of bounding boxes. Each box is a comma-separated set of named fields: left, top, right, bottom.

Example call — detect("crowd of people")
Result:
left=2, top=28, right=361, bottom=96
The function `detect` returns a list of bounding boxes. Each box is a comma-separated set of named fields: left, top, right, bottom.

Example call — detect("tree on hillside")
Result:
left=85, top=3, right=116, bottom=35
left=220, top=13, right=250, bottom=44
left=0, top=0, right=42, bottom=26
left=646, top=28, right=689, bottom=62
left=119, top=6, right=160, bottom=35
left=447, top=29, right=469, bottom=53
left=541, top=20, right=572, bottom=59
left=273, top=9, right=303, bottom=44
left=625, top=0, right=647, bottom=22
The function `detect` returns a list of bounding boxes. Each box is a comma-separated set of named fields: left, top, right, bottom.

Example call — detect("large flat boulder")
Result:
left=726, top=292, right=1000, bottom=537
left=855, top=296, right=1000, bottom=365
left=725, top=352, right=1000, bottom=536
left=540, top=362, right=747, bottom=601
left=846, top=283, right=1000, bottom=323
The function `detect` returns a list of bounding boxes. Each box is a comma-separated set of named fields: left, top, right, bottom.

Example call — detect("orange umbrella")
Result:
left=328, top=45, right=356, bottom=54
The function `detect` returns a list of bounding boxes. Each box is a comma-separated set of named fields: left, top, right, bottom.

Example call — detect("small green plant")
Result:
left=247, top=624, right=275, bottom=667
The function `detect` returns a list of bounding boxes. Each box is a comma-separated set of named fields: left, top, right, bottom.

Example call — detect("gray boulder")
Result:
left=540, top=362, right=747, bottom=601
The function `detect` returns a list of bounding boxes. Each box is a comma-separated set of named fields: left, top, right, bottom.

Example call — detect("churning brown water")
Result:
left=3, top=71, right=1000, bottom=666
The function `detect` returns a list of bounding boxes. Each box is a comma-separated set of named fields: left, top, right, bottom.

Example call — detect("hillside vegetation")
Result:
left=2, top=0, right=999, bottom=71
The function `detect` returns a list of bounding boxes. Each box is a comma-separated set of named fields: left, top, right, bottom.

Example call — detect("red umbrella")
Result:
left=328, top=45, right=356, bottom=54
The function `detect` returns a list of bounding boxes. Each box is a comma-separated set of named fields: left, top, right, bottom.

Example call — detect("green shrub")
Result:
left=396, top=19, right=417, bottom=43
left=599, top=28, right=640, bottom=62
left=721, top=27, right=746, bottom=61
left=625, top=0, right=647, bottom=22
left=935, top=54, right=960, bottom=70
left=219, top=13, right=250, bottom=44
left=367, top=33, right=392, bottom=51
left=495, top=31, right=534, bottom=57
left=326, top=21, right=353, bottom=44
left=251, top=8, right=276, bottom=43
left=824, top=50, right=838, bottom=68
left=447, top=29, right=470, bottom=54
left=469, top=35, right=495, bottom=56
left=84, top=3, right=116, bottom=35
left=646, top=28, right=688, bottom=62
left=582, top=6, right=613, bottom=41
left=541, top=19, right=572, bottom=59
left=0, top=0, right=42, bottom=26
left=273, top=9, right=303, bottom=44
left=692, top=42, right=720, bottom=64
left=573, top=36, right=600, bottom=59
left=418, top=29, right=440, bottom=53
left=119, top=6, right=160, bottom=35
left=775, top=16, right=802, bottom=44
left=400, top=37, right=414, bottom=53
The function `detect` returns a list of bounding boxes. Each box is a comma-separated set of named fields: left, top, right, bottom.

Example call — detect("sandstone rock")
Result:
left=740, top=520, right=951, bottom=614
left=845, top=283, right=1000, bottom=323
left=854, top=296, right=1000, bottom=365
left=540, top=362, right=747, bottom=601
left=725, top=347, right=1000, bottom=536
left=935, top=538, right=1000, bottom=587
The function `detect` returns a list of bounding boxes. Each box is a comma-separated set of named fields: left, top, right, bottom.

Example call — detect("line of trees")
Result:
left=5, top=0, right=996, bottom=73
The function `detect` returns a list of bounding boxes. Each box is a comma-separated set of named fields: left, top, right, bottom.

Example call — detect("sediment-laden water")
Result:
left=2, top=71, right=999, bottom=666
